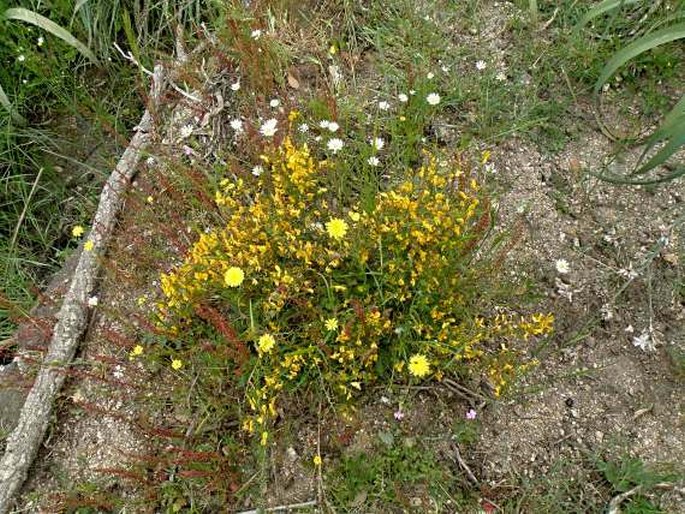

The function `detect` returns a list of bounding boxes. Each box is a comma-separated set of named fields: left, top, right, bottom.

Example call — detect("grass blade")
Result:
left=576, top=0, right=643, bottom=30
left=649, top=94, right=685, bottom=142
left=0, top=82, right=26, bottom=124
left=594, top=23, right=685, bottom=93
left=636, top=125, right=685, bottom=175
left=4, top=7, right=99, bottom=65
left=593, top=166, right=685, bottom=185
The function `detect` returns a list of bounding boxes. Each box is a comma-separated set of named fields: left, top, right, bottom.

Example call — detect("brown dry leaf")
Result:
left=287, top=72, right=300, bottom=90
left=662, top=252, right=679, bottom=266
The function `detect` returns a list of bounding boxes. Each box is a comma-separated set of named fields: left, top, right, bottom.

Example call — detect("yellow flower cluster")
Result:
left=157, top=138, right=554, bottom=440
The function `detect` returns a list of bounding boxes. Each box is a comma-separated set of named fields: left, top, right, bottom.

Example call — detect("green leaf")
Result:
left=0, top=82, right=26, bottom=125
left=594, top=23, right=685, bottom=93
left=636, top=124, right=685, bottom=176
left=576, top=0, right=643, bottom=30
left=4, top=7, right=99, bottom=65
left=121, top=8, right=142, bottom=67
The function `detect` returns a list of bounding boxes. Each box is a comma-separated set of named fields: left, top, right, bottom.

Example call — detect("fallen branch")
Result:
left=0, top=64, right=165, bottom=514
left=236, top=500, right=318, bottom=514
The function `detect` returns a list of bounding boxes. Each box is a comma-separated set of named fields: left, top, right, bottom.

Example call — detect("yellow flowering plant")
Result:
left=156, top=133, right=553, bottom=441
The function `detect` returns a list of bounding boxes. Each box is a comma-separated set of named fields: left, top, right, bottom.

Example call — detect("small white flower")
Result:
left=113, top=365, right=124, bottom=380
left=327, top=138, right=344, bottom=154
left=269, top=98, right=280, bottom=108
left=426, top=93, right=441, bottom=106
left=230, top=80, right=241, bottom=91
left=179, top=124, right=194, bottom=139
left=367, top=156, right=380, bottom=167
left=600, top=304, right=614, bottom=321
left=476, top=60, right=487, bottom=71
left=427, top=72, right=435, bottom=79
left=495, top=71, right=507, bottom=82
left=319, top=120, right=331, bottom=129
left=441, top=64, right=450, bottom=73
left=298, top=123, right=309, bottom=133
left=37, top=36, right=44, bottom=47
left=618, top=265, right=639, bottom=280
left=327, top=121, right=339, bottom=133
left=146, top=157, right=155, bottom=166
left=259, top=118, right=278, bottom=137
left=230, top=118, right=244, bottom=133
left=251, top=29, right=262, bottom=40
left=625, top=324, right=634, bottom=333
left=314, top=135, right=322, bottom=142
left=485, top=163, right=497, bottom=174
left=252, top=165, right=264, bottom=177
left=555, top=259, right=570, bottom=274
left=371, top=137, right=384, bottom=150
left=409, top=89, right=416, bottom=95
left=398, top=93, right=408, bottom=103
left=378, top=101, right=390, bottom=111
left=17, top=54, right=25, bottom=62
left=632, top=330, right=656, bottom=352
left=87, top=296, right=99, bottom=307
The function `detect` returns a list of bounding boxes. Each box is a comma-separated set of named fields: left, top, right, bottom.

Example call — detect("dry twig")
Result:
left=236, top=500, right=318, bottom=514
left=451, top=442, right=479, bottom=485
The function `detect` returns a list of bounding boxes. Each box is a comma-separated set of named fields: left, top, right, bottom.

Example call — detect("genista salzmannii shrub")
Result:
left=154, top=131, right=553, bottom=445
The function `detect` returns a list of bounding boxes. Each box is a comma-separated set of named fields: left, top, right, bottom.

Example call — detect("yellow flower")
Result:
left=83, top=240, right=94, bottom=252
left=171, top=359, right=183, bottom=370
left=408, top=354, right=430, bottom=377
left=325, top=218, right=348, bottom=240
left=348, top=211, right=360, bottom=222
left=224, top=266, right=245, bottom=287
left=313, top=454, right=322, bottom=466
left=260, top=431, right=269, bottom=446
left=257, top=333, right=276, bottom=354
left=146, top=195, right=154, bottom=204
left=71, top=225, right=84, bottom=238
left=131, top=345, right=144, bottom=356
left=324, top=318, right=339, bottom=331
left=481, top=149, right=491, bottom=164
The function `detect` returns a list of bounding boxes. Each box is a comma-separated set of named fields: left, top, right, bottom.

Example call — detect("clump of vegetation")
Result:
left=153, top=124, right=553, bottom=453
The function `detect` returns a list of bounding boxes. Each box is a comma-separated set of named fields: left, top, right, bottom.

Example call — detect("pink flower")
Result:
left=394, top=409, right=405, bottom=421
left=466, top=409, right=477, bottom=420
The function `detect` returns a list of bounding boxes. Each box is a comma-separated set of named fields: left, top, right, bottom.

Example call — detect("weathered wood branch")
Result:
left=0, top=65, right=165, bottom=514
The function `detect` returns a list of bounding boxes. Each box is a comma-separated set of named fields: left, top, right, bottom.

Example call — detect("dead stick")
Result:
left=451, top=443, right=479, bottom=485
left=236, top=500, right=318, bottom=514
